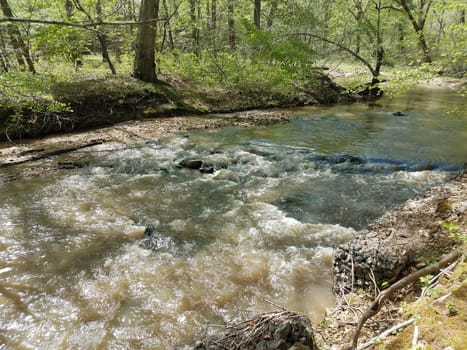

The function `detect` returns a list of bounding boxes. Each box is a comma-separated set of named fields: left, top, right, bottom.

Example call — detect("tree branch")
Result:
left=0, top=17, right=163, bottom=33
left=347, top=249, right=461, bottom=350
left=290, top=32, right=377, bottom=78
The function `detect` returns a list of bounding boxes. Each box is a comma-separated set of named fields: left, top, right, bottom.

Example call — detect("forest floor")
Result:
left=0, top=73, right=465, bottom=350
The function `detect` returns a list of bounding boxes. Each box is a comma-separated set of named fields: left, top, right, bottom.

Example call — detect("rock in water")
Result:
left=140, top=224, right=172, bottom=252
left=179, top=159, right=204, bottom=170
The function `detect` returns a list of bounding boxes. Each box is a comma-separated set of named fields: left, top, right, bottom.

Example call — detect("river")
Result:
left=0, top=87, right=465, bottom=349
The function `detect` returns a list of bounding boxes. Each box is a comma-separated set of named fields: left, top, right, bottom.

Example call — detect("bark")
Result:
left=211, top=0, right=216, bottom=33
left=266, top=0, right=278, bottom=28
left=160, top=0, right=174, bottom=50
left=0, top=27, right=10, bottom=71
left=372, top=0, right=384, bottom=87
left=189, top=0, right=199, bottom=53
left=134, top=0, right=159, bottom=83
left=0, top=0, right=35, bottom=73
left=65, top=0, right=73, bottom=18
left=254, top=0, right=261, bottom=29
left=227, top=0, right=235, bottom=49
left=96, top=0, right=116, bottom=74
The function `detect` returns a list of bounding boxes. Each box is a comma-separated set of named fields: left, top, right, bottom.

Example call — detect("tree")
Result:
left=71, top=0, right=116, bottom=74
left=134, top=0, right=159, bottom=83
left=0, top=0, right=35, bottom=73
left=254, top=0, right=261, bottom=29
left=393, top=0, right=433, bottom=63
left=227, top=0, right=236, bottom=49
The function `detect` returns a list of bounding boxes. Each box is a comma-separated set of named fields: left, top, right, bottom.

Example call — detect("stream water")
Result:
left=0, top=88, right=465, bottom=349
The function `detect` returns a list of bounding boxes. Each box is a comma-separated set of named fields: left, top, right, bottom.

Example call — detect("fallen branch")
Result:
left=347, top=249, right=461, bottom=350
left=0, top=139, right=104, bottom=168
left=356, top=317, right=415, bottom=350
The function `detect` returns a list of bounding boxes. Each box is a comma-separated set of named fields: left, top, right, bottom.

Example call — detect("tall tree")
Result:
left=254, top=0, right=261, bottom=29
left=134, top=0, right=159, bottom=83
left=71, top=0, right=116, bottom=74
left=0, top=0, right=35, bottom=73
left=227, top=0, right=236, bottom=49
left=393, top=0, right=433, bottom=63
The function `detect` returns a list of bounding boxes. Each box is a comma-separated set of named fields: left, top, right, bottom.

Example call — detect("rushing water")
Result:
left=0, top=88, right=465, bottom=349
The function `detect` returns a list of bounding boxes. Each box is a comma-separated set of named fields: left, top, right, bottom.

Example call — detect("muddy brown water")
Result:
left=0, top=88, right=465, bottom=349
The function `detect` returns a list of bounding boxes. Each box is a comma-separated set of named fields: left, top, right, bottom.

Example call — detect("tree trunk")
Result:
left=227, top=0, right=235, bottom=49
left=0, top=27, right=11, bottom=72
left=160, top=0, right=174, bottom=50
left=134, top=0, right=159, bottom=83
left=266, top=0, right=277, bottom=28
left=189, top=0, right=199, bottom=54
left=254, top=0, right=261, bottom=29
left=65, top=0, right=73, bottom=18
left=96, top=0, right=116, bottom=74
left=373, top=0, right=384, bottom=86
left=394, top=0, right=432, bottom=63
left=211, top=0, right=216, bottom=33
left=0, top=0, right=36, bottom=73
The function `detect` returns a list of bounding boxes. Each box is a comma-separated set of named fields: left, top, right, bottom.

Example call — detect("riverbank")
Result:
left=320, top=172, right=466, bottom=350
left=0, top=70, right=349, bottom=142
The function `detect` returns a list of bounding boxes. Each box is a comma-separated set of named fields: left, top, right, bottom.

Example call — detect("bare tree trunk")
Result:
left=0, top=27, right=11, bottom=71
left=189, top=0, right=199, bottom=54
left=0, top=0, right=36, bottom=73
left=96, top=0, right=116, bottom=74
left=211, top=0, right=216, bottom=33
left=227, top=0, right=235, bottom=49
left=160, top=0, right=174, bottom=50
left=266, top=0, right=278, bottom=28
left=254, top=0, right=261, bottom=29
left=372, top=0, right=384, bottom=87
left=65, top=0, right=73, bottom=17
left=134, top=0, right=159, bottom=83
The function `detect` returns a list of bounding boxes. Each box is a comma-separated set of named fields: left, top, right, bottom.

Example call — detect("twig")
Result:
left=412, top=324, right=419, bottom=347
left=433, top=292, right=451, bottom=304
left=346, top=249, right=461, bottom=350
left=356, top=318, right=415, bottom=350
left=263, top=298, right=287, bottom=311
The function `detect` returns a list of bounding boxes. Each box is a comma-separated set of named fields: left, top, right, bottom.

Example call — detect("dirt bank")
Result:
left=321, top=172, right=466, bottom=350
left=0, top=110, right=290, bottom=168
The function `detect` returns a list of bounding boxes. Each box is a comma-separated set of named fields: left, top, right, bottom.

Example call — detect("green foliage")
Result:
left=242, top=19, right=316, bottom=74
left=159, top=49, right=303, bottom=97
left=34, top=25, right=92, bottom=62
left=0, top=71, right=73, bottom=137
left=446, top=302, right=458, bottom=316
left=420, top=275, right=433, bottom=290
left=442, top=222, right=466, bottom=242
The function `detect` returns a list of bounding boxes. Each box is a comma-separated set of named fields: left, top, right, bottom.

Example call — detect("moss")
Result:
left=381, top=246, right=467, bottom=350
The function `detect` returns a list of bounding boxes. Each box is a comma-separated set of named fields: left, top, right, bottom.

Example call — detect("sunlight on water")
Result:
left=0, top=88, right=465, bottom=349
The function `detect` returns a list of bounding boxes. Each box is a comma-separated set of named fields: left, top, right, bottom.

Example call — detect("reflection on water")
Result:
left=0, top=88, right=465, bottom=349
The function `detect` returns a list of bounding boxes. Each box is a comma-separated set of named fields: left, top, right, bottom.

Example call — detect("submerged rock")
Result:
left=140, top=224, right=172, bottom=252
left=178, top=158, right=215, bottom=174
